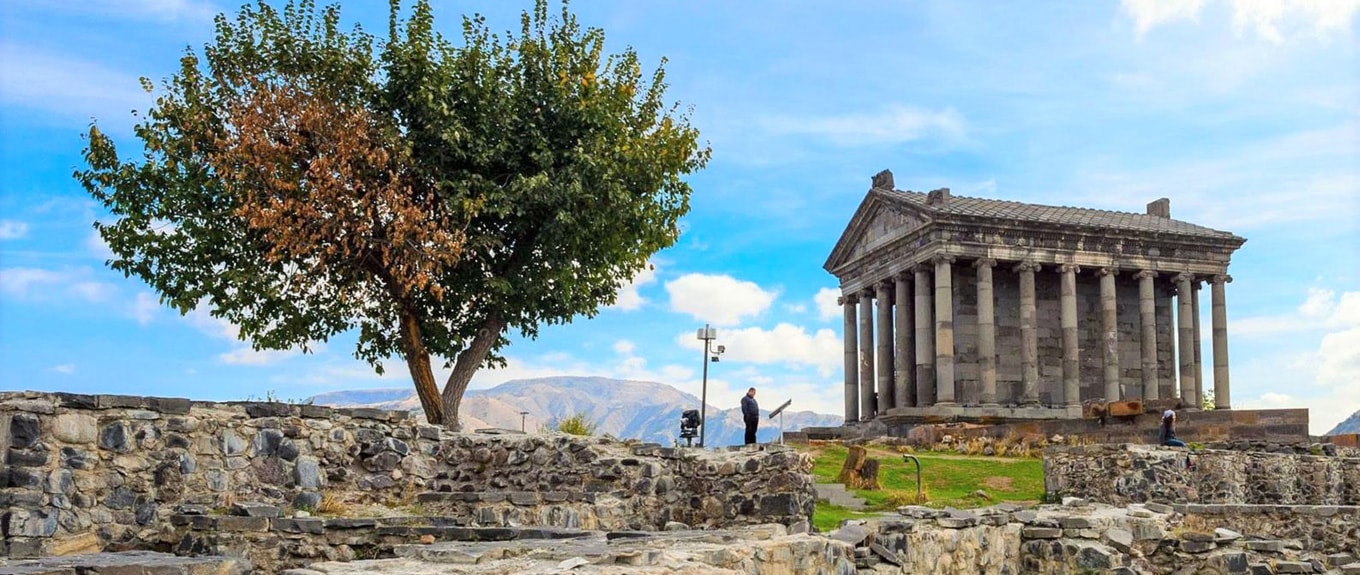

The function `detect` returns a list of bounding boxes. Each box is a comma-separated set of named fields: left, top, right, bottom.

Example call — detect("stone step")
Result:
left=814, top=483, right=867, bottom=510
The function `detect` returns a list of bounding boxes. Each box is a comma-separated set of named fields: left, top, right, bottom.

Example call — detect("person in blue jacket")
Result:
left=741, top=387, right=760, bottom=445
left=1159, top=410, right=1187, bottom=447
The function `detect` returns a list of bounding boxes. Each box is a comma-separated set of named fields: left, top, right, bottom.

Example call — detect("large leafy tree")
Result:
left=77, top=0, right=709, bottom=428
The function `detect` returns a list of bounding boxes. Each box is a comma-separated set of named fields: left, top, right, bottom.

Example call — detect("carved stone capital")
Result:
left=1060, top=263, right=1080, bottom=274
left=972, top=257, right=996, bottom=269
left=895, top=270, right=913, bottom=281
left=931, top=255, right=956, bottom=266
left=838, top=295, right=858, bottom=306
left=1013, top=261, right=1041, bottom=274
left=860, top=288, right=876, bottom=298
left=1097, top=267, right=1118, bottom=277
left=1135, top=269, right=1158, bottom=280
left=914, top=262, right=933, bottom=274
left=1174, top=272, right=1195, bottom=284
left=1211, top=274, right=1232, bottom=285
left=876, top=279, right=894, bottom=290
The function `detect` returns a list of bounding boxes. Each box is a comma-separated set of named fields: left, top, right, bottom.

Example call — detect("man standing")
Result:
left=741, top=387, right=760, bottom=445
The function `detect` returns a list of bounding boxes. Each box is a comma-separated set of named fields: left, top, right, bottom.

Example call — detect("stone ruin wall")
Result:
left=0, top=390, right=815, bottom=560
left=1044, top=443, right=1360, bottom=507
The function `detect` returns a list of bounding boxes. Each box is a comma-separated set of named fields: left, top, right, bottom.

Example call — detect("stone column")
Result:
left=934, top=256, right=957, bottom=406
left=876, top=280, right=895, bottom=414
left=1211, top=274, right=1232, bottom=410
left=1016, top=261, right=1041, bottom=405
left=914, top=265, right=935, bottom=406
left=1192, top=281, right=1203, bottom=405
left=858, top=289, right=875, bottom=420
left=893, top=272, right=914, bottom=408
left=1175, top=273, right=1197, bottom=408
left=974, top=258, right=998, bottom=406
left=1098, top=268, right=1120, bottom=401
left=840, top=295, right=859, bottom=424
left=1060, top=264, right=1080, bottom=407
left=1137, top=269, right=1159, bottom=401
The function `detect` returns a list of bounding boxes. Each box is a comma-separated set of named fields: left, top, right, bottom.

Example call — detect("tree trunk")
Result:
left=439, top=314, right=506, bottom=431
left=856, top=459, right=882, bottom=490
left=838, top=445, right=867, bottom=484
left=398, top=310, right=445, bottom=425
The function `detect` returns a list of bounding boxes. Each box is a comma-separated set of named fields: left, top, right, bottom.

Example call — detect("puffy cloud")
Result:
left=218, top=347, right=296, bottom=366
left=677, top=322, right=842, bottom=377
left=0, top=220, right=28, bottom=240
left=1230, top=0, right=1360, bottom=43
left=1121, top=0, right=1360, bottom=42
left=52, top=364, right=75, bottom=374
left=610, top=265, right=656, bottom=311
left=0, top=267, right=114, bottom=302
left=761, top=105, right=966, bottom=147
left=1122, top=0, right=1206, bottom=38
left=130, top=292, right=160, bottom=326
left=613, top=340, right=636, bottom=355
left=665, top=273, right=776, bottom=326
left=1235, top=290, right=1360, bottom=434
left=814, top=287, right=842, bottom=322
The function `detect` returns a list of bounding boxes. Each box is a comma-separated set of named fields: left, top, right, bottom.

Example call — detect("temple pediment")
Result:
left=823, top=192, right=931, bottom=274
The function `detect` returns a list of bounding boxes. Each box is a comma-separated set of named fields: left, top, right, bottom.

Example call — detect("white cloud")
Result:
left=186, top=304, right=240, bottom=340
left=677, top=322, right=842, bottom=377
left=665, top=273, right=776, bottom=326
left=30, top=0, right=217, bottom=22
left=1121, top=0, right=1360, bottom=42
left=0, top=43, right=151, bottom=124
left=1234, top=287, right=1354, bottom=338
left=130, top=292, right=160, bottom=326
left=814, top=287, right=842, bottom=322
left=1234, top=290, right=1360, bottom=434
left=218, top=347, right=296, bottom=366
left=52, top=364, right=75, bottom=374
left=610, top=265, right=656, bottom=311
left=1231, top=0, right=1360, bottom=43
left=0, top=267, right=114, bottom=302
left=1122, top=0, right=1207, bottom=39
left=0, top=220, right=29, bottom=240
left=86, top=229, right=115, bottom=261
left=761, top=104, right=967, bottom=147
left=613, top=340, right=636, bottom=355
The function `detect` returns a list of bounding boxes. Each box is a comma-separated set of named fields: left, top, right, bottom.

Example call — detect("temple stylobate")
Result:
left=824, top=170, right=1246, bottom=424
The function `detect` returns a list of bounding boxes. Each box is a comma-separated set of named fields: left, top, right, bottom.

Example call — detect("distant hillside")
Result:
left=1326, top=409, right=1360, bottom=436
left=309, top=376, right=842, bottom=447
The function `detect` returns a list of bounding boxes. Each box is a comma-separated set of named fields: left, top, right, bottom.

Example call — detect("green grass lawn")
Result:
left=802, top=443, right=1045, bottom=531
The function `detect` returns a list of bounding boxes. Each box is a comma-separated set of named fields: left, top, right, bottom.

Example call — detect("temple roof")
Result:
left=875, top=188, right=1242, bottom=241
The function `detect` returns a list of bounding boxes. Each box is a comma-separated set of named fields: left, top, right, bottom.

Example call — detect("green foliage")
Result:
left=806, top=444, right=1044, bottom=510
left=811, top=503, right=862, bottom=532
left=75, top=0, right=708, bottom=426
left=1201, top=388, right=1216, bottom=411
left=553, top=413, right=598, bottom=436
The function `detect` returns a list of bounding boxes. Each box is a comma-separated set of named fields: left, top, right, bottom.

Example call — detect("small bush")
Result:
left=554, top=413, right=598, bottom=436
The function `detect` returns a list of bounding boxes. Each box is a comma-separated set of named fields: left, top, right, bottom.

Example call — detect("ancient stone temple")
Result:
left=824, top=170, right=1246, bottom=424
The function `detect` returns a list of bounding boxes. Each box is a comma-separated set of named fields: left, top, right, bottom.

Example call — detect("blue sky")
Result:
left=1, top=0, right=1356, bottom=434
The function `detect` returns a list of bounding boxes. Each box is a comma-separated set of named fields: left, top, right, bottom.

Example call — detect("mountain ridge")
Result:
left=1325, top=409, right=1360, bottom=436
left=308, top=376, right=842, bottom=447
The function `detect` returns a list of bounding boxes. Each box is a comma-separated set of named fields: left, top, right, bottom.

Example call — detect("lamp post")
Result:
left=519, top=411, right=529, bottom=433
left=696, top=325, right=724, bottom=448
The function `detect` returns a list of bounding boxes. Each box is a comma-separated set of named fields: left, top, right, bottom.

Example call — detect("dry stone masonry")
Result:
left=1044, top=443, right=1360, bottom=506
left=0, top=391, right=815, bottom=563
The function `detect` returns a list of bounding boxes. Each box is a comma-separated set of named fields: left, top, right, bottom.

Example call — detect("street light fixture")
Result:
left=696, top=324, right=724, bottom=448
left=519, top=411, right=529, bottom=433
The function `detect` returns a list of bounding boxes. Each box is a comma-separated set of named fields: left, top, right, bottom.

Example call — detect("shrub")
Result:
left=554, top=413, right=598, bottom=436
